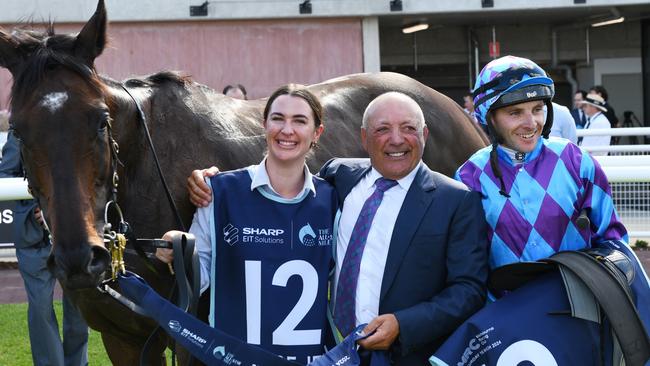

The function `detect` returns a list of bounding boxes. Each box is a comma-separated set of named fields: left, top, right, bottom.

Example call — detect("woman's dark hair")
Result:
left=222, top=84, right=248, bottom=99
left=263, top=84, right=323, bottom=128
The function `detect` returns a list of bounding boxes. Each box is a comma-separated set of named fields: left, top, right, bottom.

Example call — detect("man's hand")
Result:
left=357, top=314, right=400, bottom=350
left=34, top=207, right=45, bottom=227
left=187, top=166, right=219, bottom=207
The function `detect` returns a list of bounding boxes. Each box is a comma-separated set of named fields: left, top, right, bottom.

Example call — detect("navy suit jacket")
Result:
left=0, top=131, right=44, bottom=248
left=320, top=158, right=488, bottom=365
left=571, top=108, right=586, bottom=128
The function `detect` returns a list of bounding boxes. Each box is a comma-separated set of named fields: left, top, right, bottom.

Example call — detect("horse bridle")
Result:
left=96, top=84, right=200, bottom=366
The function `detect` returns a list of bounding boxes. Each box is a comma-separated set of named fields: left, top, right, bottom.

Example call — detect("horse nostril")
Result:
left=88, top=245, right=110, bottom=276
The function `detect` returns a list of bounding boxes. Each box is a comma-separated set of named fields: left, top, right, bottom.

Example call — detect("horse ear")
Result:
left=0, top=28, right=21, bottom=75
left=74, top=0, right=107, bottom=65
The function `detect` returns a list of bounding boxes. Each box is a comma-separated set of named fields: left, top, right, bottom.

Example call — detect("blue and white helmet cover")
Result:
left=473, top=55, right=554, bottom=126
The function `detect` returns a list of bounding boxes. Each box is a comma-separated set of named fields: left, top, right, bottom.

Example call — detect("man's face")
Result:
left=226, top=87, right=246, bottom=100
left=573, top=93, right=584, bottom=109
left=492, top=100, right=545, bottom=153
left=361, top=97, right=428, bottom=180
left=582, top=103, right=599, bottom=117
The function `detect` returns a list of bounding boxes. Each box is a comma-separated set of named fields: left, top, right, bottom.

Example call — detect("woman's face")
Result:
left=264, top=95, right=323, bottom=165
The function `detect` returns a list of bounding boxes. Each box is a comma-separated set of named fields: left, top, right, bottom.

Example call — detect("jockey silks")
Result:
left=456, top=138, right=628, bottom=269
left=209, top=169, right=337, bottom=364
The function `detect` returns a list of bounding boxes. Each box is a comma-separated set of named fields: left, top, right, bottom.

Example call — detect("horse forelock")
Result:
left=8, top=27, right=105, bottom=111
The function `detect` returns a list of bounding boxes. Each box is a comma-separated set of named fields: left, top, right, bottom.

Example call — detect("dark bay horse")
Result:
left=0, top=1, right=487, bottom=364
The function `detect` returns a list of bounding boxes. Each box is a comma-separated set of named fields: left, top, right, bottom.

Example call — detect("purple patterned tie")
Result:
left=334, top=177, right=398, bottom=336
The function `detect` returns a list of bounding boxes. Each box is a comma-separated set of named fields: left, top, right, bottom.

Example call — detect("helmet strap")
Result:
left=486, top=115, right=511, bottom=198
left=541, top=99, right=554, bottom=139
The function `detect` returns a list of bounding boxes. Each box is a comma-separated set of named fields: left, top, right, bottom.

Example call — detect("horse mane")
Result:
left=124, top=71, right=192, bottom=88
left=7, top=25, right=105, bottom=108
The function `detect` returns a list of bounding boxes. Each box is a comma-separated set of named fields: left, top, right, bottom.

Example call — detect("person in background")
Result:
left=223, top=84, right=248, bottom=100
left=549, top=102, right=577, bottom=143
left=571, top=90, right=587, bottom=129
left=462, top=93, right=477, bottom=123
left=0, top=131, right=88, bottom=366
left=578, top=92, right=612, bottom=156
left=589, top=85, right=618, bottom=127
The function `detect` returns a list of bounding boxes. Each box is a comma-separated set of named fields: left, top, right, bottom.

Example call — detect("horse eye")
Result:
left=99, top=115, right=110, bottom=131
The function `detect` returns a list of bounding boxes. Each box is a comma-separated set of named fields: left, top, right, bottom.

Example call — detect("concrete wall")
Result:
left=1, top=0, right=648, bottom=22
left=0, top=19, right=364, bottom=109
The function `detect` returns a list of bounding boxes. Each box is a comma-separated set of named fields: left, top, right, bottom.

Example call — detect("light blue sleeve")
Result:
left=188, top=178, right=215, bottom=294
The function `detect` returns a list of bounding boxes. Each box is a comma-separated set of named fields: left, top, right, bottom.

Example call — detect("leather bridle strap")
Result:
left=119, top=84, right=187, bottom=232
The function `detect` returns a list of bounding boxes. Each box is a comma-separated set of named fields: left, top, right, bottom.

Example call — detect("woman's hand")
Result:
left=155, top=230, right=186, bottom=264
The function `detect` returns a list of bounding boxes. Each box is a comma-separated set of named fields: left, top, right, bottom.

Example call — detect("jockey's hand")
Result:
left=357, top=314, right=400, bottom=351
left=34, top=207, right=45, bottom=227
left=187, top=166, right=219, bottom=208
left=155, top=230, right=184, bottom=264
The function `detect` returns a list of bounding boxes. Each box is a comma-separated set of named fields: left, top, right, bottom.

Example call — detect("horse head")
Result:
left=0, top=0, right=113, bottom=289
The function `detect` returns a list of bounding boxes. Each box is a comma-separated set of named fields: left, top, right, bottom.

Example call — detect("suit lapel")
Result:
left=338, top=165, right=371, bottom=205
left=380, top=165, right=437, bottom=302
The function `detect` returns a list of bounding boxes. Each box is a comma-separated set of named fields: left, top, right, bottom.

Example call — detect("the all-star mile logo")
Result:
left=212, top=345, right=242, bottom=365
left=298, top=223, right=332, bottom=247
left=299, top=223, right=317, bottom=246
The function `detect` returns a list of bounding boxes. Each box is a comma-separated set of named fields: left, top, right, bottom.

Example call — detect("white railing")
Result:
left=575, top=127, right=650, bottom=240
left=0, top=177, right=32, bottom=200
left=576, top=127, right=650, bottom=137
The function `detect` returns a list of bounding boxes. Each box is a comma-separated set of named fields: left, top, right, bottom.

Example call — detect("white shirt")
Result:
left=548, top=102, right=577, bottom=144
left=190, top=158, right=316, bottom=293
left=579, top=112, right=611, bottom=156
left=333, top=163, right=419, bottom=327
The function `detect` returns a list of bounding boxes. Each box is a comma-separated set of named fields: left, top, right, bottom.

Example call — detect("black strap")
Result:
left=120, top=84, right=186, bottom=232
left=102, top=233, right=200, bottom=365
left=544, top=251, right=650, bottom=366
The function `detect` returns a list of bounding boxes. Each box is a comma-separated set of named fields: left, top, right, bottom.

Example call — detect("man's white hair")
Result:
left=361, top=92, right=425, bottom=130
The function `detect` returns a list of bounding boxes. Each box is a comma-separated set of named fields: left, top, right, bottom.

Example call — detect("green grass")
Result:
left=0, top=301, right=112, bottom=365
left=0, top=301, right=175, bottom=365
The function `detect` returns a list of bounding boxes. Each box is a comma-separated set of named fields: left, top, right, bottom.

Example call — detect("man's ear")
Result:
left=361, top=128, right=368, bottom=152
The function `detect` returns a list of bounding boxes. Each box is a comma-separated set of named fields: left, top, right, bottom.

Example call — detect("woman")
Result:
left=157, top=84, right=337, bottom=364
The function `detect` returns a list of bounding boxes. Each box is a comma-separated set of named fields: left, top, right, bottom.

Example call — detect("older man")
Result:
left=188, top=92, right=488, bottom=365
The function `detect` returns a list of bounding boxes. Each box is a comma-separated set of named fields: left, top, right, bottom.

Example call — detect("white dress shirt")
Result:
left=333, top=163, right=419, bottom=327
left=579, top=112, right=611, bottom=156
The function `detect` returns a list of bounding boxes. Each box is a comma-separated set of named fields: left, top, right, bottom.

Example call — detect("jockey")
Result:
left=432, top=55, right=650, bottom=366
left=455, top=55, right=628, bottom=270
